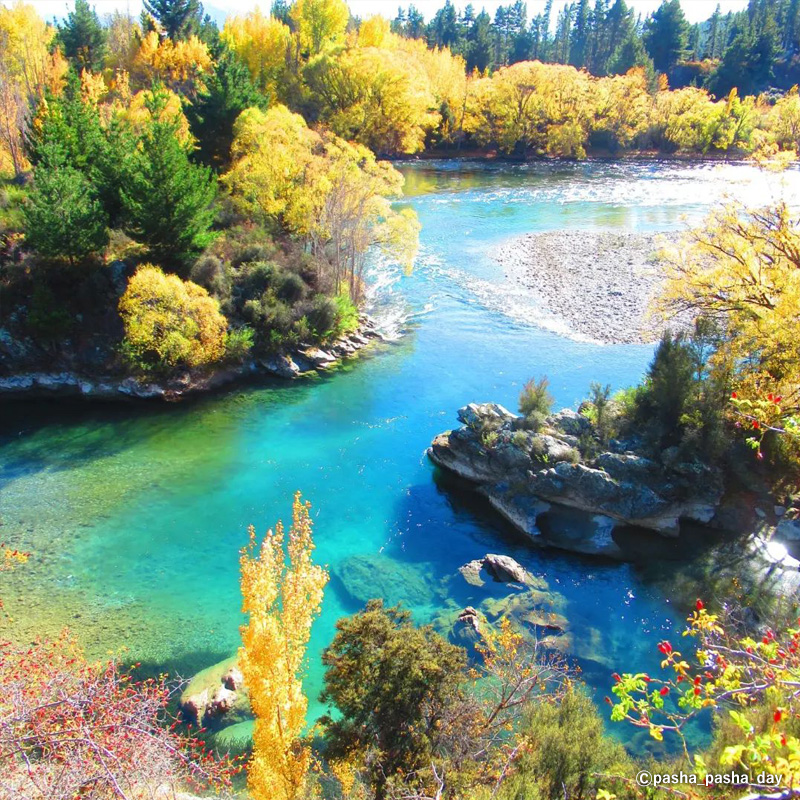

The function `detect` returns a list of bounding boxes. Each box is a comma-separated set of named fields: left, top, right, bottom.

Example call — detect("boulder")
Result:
left=223, top=666, right=244, bottom=691
left=458, top=554, right=541, bottom=587
left=483, top=553, right=531, bottom=584
left=299, top=347, right=338, bottom=368
left=774, top=517, right=800, bottom=543
left=205, top=686, right=238, bottom=719
left=457, top=402, right=517, bottom=430
left=181, top=688, right=209, bottom=726
left=335, top=553, right=442, bottom=608
left=180, top=656, right=252, bottom=732
left=547, top=408, right=593, bottom=437
left=259, top=355, right=301, bottom=379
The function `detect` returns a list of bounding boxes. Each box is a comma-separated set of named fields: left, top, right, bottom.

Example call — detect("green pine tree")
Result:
left=24, top=152, right=109, bottom=266
left=58, top=0, right=107, bottom=71
left=644, top=0, right=689, bottom=72
left=143, top=0, right=202, bottom=40
left=187, top=43, right=267, bottom=167
left=122, top=90, right=217, bottom=269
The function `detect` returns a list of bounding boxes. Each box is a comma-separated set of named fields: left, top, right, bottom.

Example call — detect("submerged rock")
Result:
left=335, top=553, right=443, bottom=608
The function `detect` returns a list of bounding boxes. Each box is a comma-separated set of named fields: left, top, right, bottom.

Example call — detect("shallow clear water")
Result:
left=1, top=160, right=797, bottom=747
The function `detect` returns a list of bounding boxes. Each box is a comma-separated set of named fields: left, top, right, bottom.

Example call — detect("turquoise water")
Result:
left=1, top=160, right=795, bottom=747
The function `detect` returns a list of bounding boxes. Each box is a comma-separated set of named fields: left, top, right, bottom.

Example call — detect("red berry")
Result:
left=696, top=599, right=704, bottom=611
left=660, top=686, right=670, bottom=696
left=775, top=710, right=782, bottom=722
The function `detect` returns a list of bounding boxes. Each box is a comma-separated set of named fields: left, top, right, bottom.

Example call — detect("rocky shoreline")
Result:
left=428, top=402, right=800, bottom=561
left=0, top=315, right=383, bottom=402
left=492, top=230, right=686, bottom=344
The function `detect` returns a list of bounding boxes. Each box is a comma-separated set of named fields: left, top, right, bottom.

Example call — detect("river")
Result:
left=1, top=159, right=796, bottom=750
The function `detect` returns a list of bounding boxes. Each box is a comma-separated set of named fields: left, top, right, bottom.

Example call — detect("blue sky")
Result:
left=15, top=0, right=750, bottom=25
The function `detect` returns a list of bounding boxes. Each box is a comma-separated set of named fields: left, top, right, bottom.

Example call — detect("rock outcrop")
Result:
left=179, top=656, right=252, bottom=732
left=429, top=403, right=726, bottom=558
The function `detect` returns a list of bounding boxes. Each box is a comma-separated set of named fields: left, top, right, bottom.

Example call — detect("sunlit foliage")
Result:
left=239, top=492, right=328, bottom=800
left=119, top=264, right=227, bottom=372
left=224, top=104, right=419, bottom=301
left=221, top=9, right=291, bottom=98
left=133, top=30, right=213, bottom=97
left=658, top=203, right=800, bottom=463
left=290, top=0, right=349, bottom=57
left=0, top=633, right=236, bottom=799
left=0, top=1, right=67, bottom=176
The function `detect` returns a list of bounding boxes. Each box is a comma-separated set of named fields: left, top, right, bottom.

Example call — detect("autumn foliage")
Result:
left=119, top=264, right=228, bottom=373
left=0, top=633, right=235, bottom=800
left=239, top=492, right=329, bottom=800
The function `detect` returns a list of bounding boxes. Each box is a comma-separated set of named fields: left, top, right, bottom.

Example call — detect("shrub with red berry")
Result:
left=609, top=600, right=800, bottom=788
left=0, top=632, right=240, bottom=799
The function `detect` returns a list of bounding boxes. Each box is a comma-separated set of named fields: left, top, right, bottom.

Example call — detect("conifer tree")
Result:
left=143, top=0, right=202, bottom=40
left=24, top=152, right=108, bottom=266
left=57, top=0, right=106, bottom=71
left=644, top=0, right=689, bottom=72
left=187, top=42, right=267, bottom=167
left=121, top=88, right=216, bottom=269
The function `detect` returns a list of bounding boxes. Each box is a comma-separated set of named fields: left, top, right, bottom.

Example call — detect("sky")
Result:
left=14, top=0, right=751, bottom=26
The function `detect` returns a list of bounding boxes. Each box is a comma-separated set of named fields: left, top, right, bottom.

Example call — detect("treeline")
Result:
left=398, top=0, right=800, bottom=96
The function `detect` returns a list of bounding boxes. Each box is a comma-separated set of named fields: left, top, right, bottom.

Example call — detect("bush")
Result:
left=119, top=264, right=228, bottom=374
left=224, top=326, right=254, bottom=363
left=498, top=688, right=631, bottom=800
left=276, top=270, right=307, bottom=304
left=235, top=260, right=279, bottom=298
left=305, top=295, right=338, bottom=338
left=0, top=634, right=234, bottom=800
left=519, top=376, right=554, bottom=419
left=28, top=283, right=72, bottom=342
left=190, top=254, right=229, bottom=298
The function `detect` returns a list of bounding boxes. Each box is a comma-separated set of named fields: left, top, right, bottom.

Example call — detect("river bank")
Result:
left=0, top=316, right=383, bottom=402
left=492, top=230, right=688, bottom=344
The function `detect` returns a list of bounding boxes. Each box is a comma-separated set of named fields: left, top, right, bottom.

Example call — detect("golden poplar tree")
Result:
left=239, top=493, right=329, bottom=800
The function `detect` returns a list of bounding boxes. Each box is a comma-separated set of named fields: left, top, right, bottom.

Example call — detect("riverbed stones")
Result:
left=335, top=553, right=443, bottom=608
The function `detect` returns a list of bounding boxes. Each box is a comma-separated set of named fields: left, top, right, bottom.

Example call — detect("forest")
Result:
left=3, top=0, right=800, bottom=799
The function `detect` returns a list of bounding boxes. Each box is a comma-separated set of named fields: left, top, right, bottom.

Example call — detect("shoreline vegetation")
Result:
left=5, top=0, right=800, bottom=799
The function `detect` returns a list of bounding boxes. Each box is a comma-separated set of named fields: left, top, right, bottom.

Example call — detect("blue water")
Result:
left=1, top=160, right=794, bottom=748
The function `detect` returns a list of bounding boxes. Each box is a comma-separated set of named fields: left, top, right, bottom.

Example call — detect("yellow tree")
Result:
left=0, top=1, right=67, bottom=176
left=224, top=104, right=420, bottom=301
left=222, top=9, right=291, bottom=98
left=767, top=85, right=800, bottom=153
left=239, top=493, right=329, bottom=800
left=304, top=45, right=436, bottom=154
left=290, top=0, right=349, bottom=57
left=132, top=30, right=212, bottom=97
left=119, top=265, right=228, bottom=373
left=657, top=203, right=800, bottom=447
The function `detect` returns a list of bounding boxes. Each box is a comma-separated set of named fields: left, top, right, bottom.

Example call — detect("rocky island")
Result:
left=428, top=401, right=785, bottom=560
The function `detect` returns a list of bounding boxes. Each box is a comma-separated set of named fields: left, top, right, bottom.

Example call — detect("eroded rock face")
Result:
left=179, top=656, right=252, bottom=732
left=428, top=403, right=727, bottom=557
